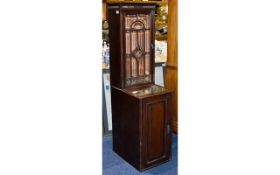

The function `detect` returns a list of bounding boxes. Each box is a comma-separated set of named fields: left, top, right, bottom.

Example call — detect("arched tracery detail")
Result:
left=124, top=14, right=152, bottom=86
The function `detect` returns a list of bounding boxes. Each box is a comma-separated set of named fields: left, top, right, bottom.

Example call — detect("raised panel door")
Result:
left=141, top=95, right=172, bottom=168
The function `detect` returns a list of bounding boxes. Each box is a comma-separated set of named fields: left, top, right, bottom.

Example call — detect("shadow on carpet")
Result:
left=103, top=134, right=177, bottom=175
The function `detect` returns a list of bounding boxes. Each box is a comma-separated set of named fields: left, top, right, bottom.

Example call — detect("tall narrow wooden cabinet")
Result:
left=108, top=3, right=173, bottom=171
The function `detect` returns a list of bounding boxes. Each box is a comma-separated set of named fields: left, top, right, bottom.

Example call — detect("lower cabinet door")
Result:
left=141, top=94, right=172, bottom=169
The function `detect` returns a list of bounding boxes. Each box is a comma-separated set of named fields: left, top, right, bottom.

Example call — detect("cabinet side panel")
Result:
left=111, top=87, right=140, bottom=169
left=108, top=6, right=122, bottom=87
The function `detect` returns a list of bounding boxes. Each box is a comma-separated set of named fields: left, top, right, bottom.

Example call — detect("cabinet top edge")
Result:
left=113, top=84, right=173, bottom=99
left=107, top=2, right=156, bottom=7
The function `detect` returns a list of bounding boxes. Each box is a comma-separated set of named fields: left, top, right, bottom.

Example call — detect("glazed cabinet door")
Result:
left=121, top=6, right=155, bottom=88
left=141, top=94, right=172, bottom=169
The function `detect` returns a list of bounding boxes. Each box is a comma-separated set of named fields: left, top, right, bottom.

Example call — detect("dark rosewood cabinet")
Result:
left=108, top=3, right=173, bottom=171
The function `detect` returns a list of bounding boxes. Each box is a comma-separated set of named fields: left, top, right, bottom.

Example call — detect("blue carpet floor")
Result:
left=103, top=134, right=177, bottom=175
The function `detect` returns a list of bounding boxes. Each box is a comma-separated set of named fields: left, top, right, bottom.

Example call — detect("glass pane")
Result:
left=138, top=31, right=144, bottom=51
left=132, top=22, right=144, bottom=29
left=145, top=30, right=150, bottom=52
left=124, top=13, right=152, bottom=87
left=125, top=15, right=137, bottom=29
left=125, top=32, right=130, bottom=54
left=126, top=57, right=131, bottom=79
left=145, top=75, right=151, bottom=82
left=131, top=31, right=136, bottom=53
left=139, top=55, right=144, bottom=76
left=138, top=14, right=150, bottom=28
left=131, top=57, right=137, bottom=78
left=145, top=54, right=150, bottom=75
